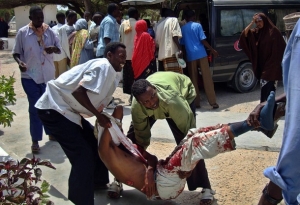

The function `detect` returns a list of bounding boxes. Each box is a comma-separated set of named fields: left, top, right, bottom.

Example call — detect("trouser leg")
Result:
left=199, top=57, right=217, bottom=105
left=187, top=60, right=201, bottom=107
left=21, top=78, right=47, bottom=142
left=38, top=109, right=108, bottom=205
left=260, top=80, right=276, bottom=103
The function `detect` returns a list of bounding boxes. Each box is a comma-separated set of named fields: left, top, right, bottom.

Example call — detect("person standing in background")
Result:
left=119, top=7, right=139, bottom=104
left=89, top=12, right=104, bottom=57
left=96, top=3, right=121, bottom=58
left=52, top=12, right=69, bottom=78
left=180, top=10, right=219, bottom=109
left=84, top=11, right=92, bottom=31
left=239, top=13, right=286, bottom=103
left=12, top=6, right=61, bottom=153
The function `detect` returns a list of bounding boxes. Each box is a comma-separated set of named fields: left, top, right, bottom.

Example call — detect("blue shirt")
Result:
left=180, top=21, right=207, bottom=62
left=263, top=19, right=300, bottom=205
left=96, top=15, right=120, bottom=57
left=12, top=25, right=61, bottom=84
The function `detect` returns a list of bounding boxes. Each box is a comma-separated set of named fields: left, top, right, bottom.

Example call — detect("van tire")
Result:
left=232, top=62, right=258, bottom=93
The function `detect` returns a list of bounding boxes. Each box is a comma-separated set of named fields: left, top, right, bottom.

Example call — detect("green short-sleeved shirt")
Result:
left=131, top=72, right=196, bottom=149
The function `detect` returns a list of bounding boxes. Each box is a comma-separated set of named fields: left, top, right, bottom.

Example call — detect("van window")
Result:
left=220, top=9, right=262, bottom=36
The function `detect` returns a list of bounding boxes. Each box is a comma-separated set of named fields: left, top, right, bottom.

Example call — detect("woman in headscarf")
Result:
left=132, top=20, right=156, bottom=80
left=70, top=18, right=94, bottom=68
left=239, top=13, right=286, bottom=102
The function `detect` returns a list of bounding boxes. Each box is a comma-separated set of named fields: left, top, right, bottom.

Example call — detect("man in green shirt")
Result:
left=127, top=71, right=215, bottom=205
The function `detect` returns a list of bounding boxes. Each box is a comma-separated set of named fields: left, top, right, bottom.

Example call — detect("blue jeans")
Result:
left=21, top=78, right=49, bottom=142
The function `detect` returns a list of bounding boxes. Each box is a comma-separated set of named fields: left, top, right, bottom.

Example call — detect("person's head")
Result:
left=65, top=10, right=74, bottom=18
left=165, top=9, right=175, bottom=18
left=135, top=19, right=148, bottom=33
left=160, top=8, right=168, bottom=18
left=92, top=12, right=104, bottom=26
left=75, top=18, right=88, bottom=31
left=131, top=79, right=159, bottom=110
left=56, top=12, right=65, bottom=24
left=116, top=11, right=123, bottom=24
left=253, top=13, right=264, bottom=29
left=143, top=19, right=151, bottom=28
left=128, top=7, right=139, bottom=20
left=107, top=3, right=120, bottom=18
left=283, top=12, right=300, bottom=40
left=84, top=11, right=91, bottom=22
left=184, top=9, right=195, bottom=22
left=104, top=42, right=126, bottom=72
left=29, top=6, right=44, bottom=28
left=67, top=11, right=77, bottom=25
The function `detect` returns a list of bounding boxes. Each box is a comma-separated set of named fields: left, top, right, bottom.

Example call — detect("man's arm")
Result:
left=13, top=53, right=27, bottom=72
left=201, top=39, right=218, bottom=57
left=247, top=93, right=286, bottom=127
left=72, top=85, right=112, bottom=128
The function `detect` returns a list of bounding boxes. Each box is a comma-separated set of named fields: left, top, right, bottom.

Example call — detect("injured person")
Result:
left=95, top=91, right=279, bottom=200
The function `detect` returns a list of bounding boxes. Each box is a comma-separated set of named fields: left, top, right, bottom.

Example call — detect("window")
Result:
left=268, top=9, right=300, bottom=32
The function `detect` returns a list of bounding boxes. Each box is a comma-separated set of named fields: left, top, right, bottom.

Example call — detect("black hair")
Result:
left=185, top=9, right=195, bottom=20
left=94, top=11, right=104, bottom=16
left=131, top=79, right=152, bottom=98
left=29, top=5, right=42, bottom=16
left=128, top=7, right=138, bottom=18
left=56, top=12, right=65, bottom=19
left=65, top=10, right=74, bottom=17
left=160, top=8, right=168, bottom=17
left=107, top=3, right=118, bottom=15
left=165, top=9, right=175, bottom=17
left=67, top=11, right=77, bottom=19
left=84, top=11, right=91, bottom=15
left=144, top=19, right=151, bottom=28
left=104, top=42, right=126, bottom=57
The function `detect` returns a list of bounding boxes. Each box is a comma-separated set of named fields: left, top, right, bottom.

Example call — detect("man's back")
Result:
left=119, top=18, right=137, bottom=60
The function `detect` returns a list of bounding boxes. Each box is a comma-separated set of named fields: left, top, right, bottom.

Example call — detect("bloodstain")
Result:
left=165, top=149, right=183, bottom=171
left=192, top=137, right=204, bottom=148
left=126, top=180, right=134, bottom=186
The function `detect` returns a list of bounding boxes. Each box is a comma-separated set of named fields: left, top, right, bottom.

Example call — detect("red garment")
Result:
left=132, top=20, right=155, bottom=79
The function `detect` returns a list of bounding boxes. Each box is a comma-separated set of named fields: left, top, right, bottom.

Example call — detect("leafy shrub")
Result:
left=0, top=74, right=16, bottom=127
left=0, top=156, right=56, bottom=204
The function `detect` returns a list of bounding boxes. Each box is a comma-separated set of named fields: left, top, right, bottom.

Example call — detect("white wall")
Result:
left=14, top=5, right=57, bottom=31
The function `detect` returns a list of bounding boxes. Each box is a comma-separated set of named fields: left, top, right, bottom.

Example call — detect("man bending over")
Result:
left=96, top=91, right=278, bottom=200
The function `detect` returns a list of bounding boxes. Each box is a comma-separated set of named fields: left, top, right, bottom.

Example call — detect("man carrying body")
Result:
left=127, top=72, right=215, bottom=205
left=96, top=90, right=278, bottom=201
left=35, top=42, right=126, bottom=205
left=12, top=5, right=61, bottom=152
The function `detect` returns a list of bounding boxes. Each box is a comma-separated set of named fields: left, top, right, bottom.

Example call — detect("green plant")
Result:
left=0, top=74, right=16, bottom=127
left=0, top=155, right=56, bottom=205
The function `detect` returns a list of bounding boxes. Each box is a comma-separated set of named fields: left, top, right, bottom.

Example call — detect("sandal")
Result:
left=211, top=103, right=219, bottom=109
left=200, top=188, right=215, bottom=205
left=107, top=178, right=123, bottom=199
left=31, top=144, right=40, bottom=153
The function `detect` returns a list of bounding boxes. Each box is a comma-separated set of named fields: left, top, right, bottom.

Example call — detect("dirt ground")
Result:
left=0, top=50, right=284, bottom=205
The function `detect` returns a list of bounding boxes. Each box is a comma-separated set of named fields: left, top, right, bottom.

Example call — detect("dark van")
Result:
left=174, top=0, right=300, bottom=92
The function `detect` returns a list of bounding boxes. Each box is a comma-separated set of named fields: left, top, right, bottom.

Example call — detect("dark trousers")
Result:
left=127, top=101, right=211, bottom=190
left=38, top=109, right=109, bottom=205
left=260, top=80, right=276, bottom=103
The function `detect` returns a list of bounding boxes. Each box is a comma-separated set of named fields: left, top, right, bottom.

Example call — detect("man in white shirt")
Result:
left=156, top=9, right=183, bottom=73
left=119, top=7, right=139, bottom=101
left=35, top=42, right=126, bottom=205
left=52, top=12, right=70, bottom=78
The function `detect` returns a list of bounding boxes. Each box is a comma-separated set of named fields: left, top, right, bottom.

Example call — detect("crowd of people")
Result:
left=10, top=4, right=300, bottom=205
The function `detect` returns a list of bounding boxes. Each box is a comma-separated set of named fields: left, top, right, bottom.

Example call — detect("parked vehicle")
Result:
left=174, top=0, right=300, bottom=92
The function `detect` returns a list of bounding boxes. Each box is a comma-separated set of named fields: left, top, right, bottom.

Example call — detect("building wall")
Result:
left=14, top=5, right=57, bottom=31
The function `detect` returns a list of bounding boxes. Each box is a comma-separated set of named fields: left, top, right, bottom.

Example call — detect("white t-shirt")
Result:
left=119, top=18, right=137, bottom=60
left=155, top=17, right=182, bottom=60
left=35, top=58, right=121, bottom=126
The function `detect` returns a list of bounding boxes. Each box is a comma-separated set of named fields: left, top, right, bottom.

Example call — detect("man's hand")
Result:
left=177, top=50, right=183, bottom=58
left=247, top=103, right=265, bottom=127
left=96, top=113, right=112, bottom=128
left=210, top=49, right=219, bottom=57
left=18, top=61, right=27, bottom=72
left=44, top=46, right=59, bottom=54
left=141, top=167, right=156, bottom=198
